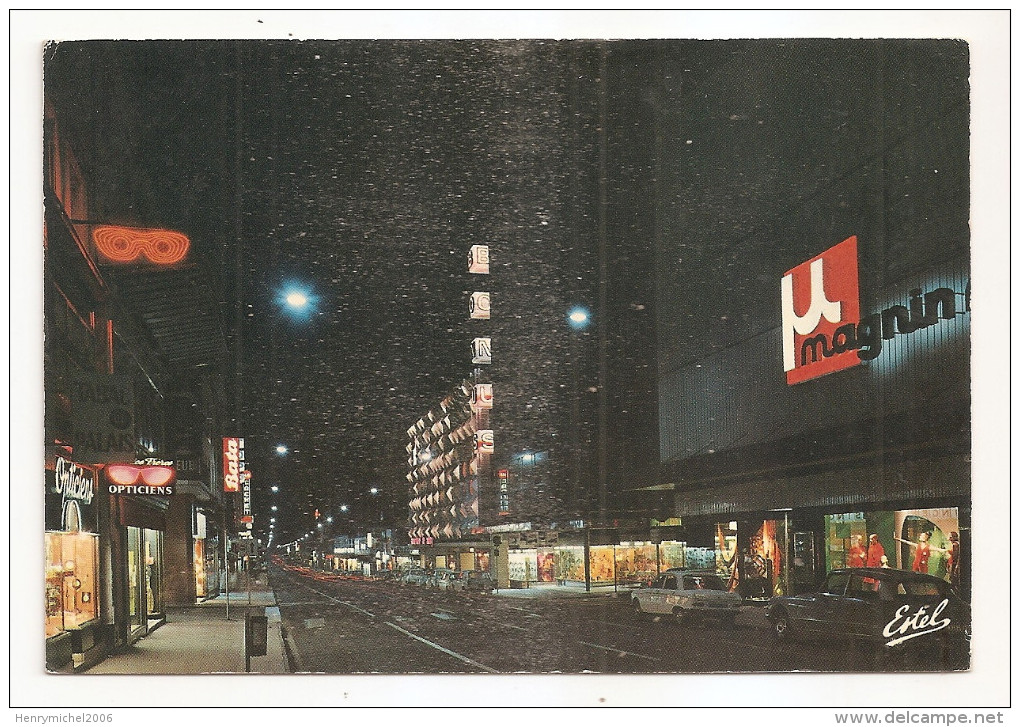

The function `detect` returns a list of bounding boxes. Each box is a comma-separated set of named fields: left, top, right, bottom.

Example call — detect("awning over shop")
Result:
left=668, top=454, right=969, bottom=518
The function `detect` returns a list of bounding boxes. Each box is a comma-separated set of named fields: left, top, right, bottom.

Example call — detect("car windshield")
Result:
left=683, top=574, right=726, bottom=591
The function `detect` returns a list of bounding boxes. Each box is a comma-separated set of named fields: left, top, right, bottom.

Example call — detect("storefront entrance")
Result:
left=126, top=526, right=165, bottom=636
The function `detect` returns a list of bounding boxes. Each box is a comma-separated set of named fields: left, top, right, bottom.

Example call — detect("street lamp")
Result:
left=271, top=485, right=279, bottom=493
left=277, top=282, right=318, bottom=321
left=275, top=444, right=288, bottom=456
left=568, top=306, right=591, bottom=330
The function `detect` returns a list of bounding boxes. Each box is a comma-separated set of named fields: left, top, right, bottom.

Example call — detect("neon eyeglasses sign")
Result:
left=105, top=463, right=176, bottom=495
left=92, top=225, right=190, bottom=265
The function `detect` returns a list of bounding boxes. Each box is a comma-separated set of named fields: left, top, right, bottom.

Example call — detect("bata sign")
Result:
left=223, top=437, right=244, bottom=493
left=781, top=236, right=965, bottom=385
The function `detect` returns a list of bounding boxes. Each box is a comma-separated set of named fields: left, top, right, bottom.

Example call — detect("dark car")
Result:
left=766, top=568, right=970, bottom=653
left=461, top=570, right=495, bottom=592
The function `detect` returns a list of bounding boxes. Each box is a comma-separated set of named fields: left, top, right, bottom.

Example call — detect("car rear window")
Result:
left=682, top=575, right=726, bottom=591
left=897, top=580, right=947, bottom=597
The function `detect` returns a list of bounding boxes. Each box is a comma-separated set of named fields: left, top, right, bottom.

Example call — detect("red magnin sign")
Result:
left=780, top=236, right=861, bottom=385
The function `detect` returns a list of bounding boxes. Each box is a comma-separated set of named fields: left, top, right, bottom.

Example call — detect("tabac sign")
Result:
left=780, top=236, right=965, bottom=385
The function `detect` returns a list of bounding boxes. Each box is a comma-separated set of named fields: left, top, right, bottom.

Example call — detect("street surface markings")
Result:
left=385, top=622, right=499, bottom=673
left=504, top=624, right=527, bottom=631
left=595, top=620, right=648, bottom=630
left=304, top=586, right=376, bottom=618
left=430, top=611, right=457, bottom=620
left=277, top=601, right=328, bottom=607
left=505, top=606, right=542, bottom=617
left=577, top=641, right=660, bottom=662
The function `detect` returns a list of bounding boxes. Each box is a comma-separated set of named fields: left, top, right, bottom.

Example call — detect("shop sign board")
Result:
left=223, top=437, right=244, bottom=492
left=59, top=373, right=136, bottom=463
left=49, top=456, right=97, bottom=532
left=241, top=470, right=252, bottom=526
left=105, top=459, right=177, bottom=495
left=782, top=236, right=967, bottom=385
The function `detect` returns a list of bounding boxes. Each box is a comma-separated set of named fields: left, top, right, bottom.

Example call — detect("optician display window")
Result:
left=45, top=531, right=100, bottom=638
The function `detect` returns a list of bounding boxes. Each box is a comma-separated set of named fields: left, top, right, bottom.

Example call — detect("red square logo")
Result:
left=781, top=236, right=861, bottom=385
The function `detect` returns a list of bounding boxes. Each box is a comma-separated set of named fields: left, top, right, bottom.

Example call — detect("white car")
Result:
left=631, top=570, right=742, bottom=626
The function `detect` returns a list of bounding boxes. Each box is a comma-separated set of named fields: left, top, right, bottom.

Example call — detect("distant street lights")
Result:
left=275, top=444, right=288, bottom=456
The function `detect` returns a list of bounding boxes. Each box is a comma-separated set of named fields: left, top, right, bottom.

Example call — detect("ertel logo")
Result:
left=781, top=236, right=861, bottom=385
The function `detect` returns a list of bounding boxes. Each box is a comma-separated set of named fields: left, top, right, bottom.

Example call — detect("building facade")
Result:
left=649, top=40, right=971, bottom=602
left=44, top=80, right=233, bottom=670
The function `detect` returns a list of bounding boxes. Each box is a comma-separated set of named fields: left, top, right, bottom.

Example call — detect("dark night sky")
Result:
left=44, top=40, right=659, bottom=541
left=37, top=35, right=981, bottom=546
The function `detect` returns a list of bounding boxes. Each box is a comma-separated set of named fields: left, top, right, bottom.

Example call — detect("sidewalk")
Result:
left=491, top=582, right=633, bottom=599
left=84, top=579, right=290, bottom=675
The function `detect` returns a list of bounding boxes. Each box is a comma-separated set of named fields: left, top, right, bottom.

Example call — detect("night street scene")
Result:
left=21, top=10, right=1010, bottom=715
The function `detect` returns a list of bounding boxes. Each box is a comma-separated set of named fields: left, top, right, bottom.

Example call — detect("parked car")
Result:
left=765, top=567, right=971, bottom=652
left=461, top=570, right=495, bottom=592
left=401, top=567, right=430, bottom=586
left=631, top=570, right=742, bottom=626
left=431, top=568, right=465, bottom=592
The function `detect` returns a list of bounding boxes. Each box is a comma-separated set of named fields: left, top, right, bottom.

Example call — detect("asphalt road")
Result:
left=268, top=564, right=968, bottom=674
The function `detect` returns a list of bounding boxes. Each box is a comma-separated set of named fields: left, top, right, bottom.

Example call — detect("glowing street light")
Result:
left=568, top=306, right=591, bottom=330
left=275, top=444, right=288, bottom=456
left=340, top=504, right=349, bottom=513
left=370, top=487, right=379, bottom=495
left=271, top=505, right=278, bottom=512
left=277, top=282, right=318, bottom=321
left=271, top=485, right=279, bottom=493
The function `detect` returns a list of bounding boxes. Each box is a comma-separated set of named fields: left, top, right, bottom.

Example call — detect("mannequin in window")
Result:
left=946, top=531, right=962, bottom=591
left=895, top=531, right=940, bottom=574
left=847, top=534, right=867, bottom=568
left=865, top=533, right=885, bottom=569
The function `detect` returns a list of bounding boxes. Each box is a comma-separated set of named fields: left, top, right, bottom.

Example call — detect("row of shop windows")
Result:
left=399, top=507, right=963, bottom=598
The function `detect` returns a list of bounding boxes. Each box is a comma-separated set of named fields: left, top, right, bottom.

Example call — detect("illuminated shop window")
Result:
left=44, top=531, right=99, bottom=638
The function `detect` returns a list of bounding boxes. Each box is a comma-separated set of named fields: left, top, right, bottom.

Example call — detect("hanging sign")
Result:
left=223, top=437, right=244, bottom=492
left=472, top=383, right=493, bottom=410
left=471, top=338, right=492, bottom=365
left=468, top=245, right=490, bottom=274
left=470, top=292, right=491, bottom=320
left=105, top=460, right=176, bottom=495
left=475, top=430, right=494, bottom=454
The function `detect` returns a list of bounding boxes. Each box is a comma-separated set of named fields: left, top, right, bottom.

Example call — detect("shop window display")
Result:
left=823, top=508, right=960, bottom=586
left=194, top=539, right=206, bottom=598
left=614, top=544, right=658, bottom=586
left=658, top=541, right=688, bottom=570
left=143, top=528, right=163, bottom=621
left=44, top=531, right=99, bottom=638
left=126, top=526, right=143, bottom=630
left=536, top=550, right=556, bottom=582
left=554, top=546, right=585, bottom=583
